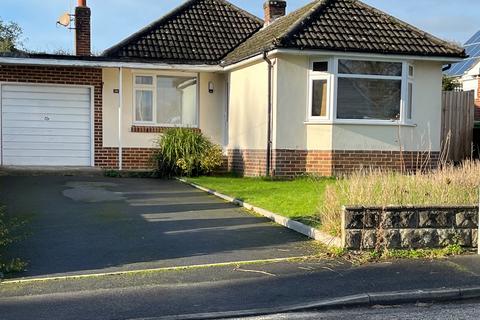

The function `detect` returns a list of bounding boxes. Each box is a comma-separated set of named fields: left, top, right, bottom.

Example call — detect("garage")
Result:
left=0, top=84, right=93, bottom=166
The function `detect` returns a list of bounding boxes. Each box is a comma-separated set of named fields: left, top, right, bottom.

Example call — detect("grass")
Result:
left=188, top=161, right=480, bottom=257
left=188, top=175, right=336, bottom=227
left=338, top=244, right=469, bottom=266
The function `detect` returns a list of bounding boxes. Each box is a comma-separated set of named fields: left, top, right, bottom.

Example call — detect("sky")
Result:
left=1, top=0, right=479, bottom=54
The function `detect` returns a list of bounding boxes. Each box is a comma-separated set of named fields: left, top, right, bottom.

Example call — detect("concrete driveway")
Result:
left=0, top=175, right=317, bottom=278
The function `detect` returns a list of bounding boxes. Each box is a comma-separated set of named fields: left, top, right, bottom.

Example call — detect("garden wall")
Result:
left=342, top=206, right=479, bottom=250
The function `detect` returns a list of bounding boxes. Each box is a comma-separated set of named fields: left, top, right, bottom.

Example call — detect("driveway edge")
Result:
left=177, top=178, right=342, bottom=248
left=134, top=286, right=480, bottom=320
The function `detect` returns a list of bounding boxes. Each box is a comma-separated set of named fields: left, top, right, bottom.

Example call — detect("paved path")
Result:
left=0, top=176, right=317, bottom=278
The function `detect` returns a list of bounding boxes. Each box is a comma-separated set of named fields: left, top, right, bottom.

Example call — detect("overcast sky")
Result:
left=1, top=0, right=478, bottom=54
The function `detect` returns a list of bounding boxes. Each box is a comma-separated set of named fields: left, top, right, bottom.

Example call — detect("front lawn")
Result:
left=189, top=160, right=480, bottom=240
left=188, top=175, right=336, bottom=227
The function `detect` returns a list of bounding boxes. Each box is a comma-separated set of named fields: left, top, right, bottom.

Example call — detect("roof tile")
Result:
left=223, top=0, right=465, bottom=65
left=102, top=0, right=262, bottom=64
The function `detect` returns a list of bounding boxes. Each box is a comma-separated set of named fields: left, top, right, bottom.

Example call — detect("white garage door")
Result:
left=1, top=84, right=92, bottom=166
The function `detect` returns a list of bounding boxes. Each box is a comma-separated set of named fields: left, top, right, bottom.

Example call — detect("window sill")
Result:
left=131, top=125, right=201, bottom=133
left=304, top=121, right=417, bottom=127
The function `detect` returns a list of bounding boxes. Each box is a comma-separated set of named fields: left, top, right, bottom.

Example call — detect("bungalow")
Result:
left=0, top=0, right=465, bottom=176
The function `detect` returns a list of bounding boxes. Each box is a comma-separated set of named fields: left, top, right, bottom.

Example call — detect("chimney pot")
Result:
left=264, top=0, right=287, bottom=25
left=78, top=0, right=87, bottom=7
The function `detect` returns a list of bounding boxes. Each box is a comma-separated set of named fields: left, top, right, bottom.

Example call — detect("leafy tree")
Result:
left=0, top=18, right=23, bottom=52
left=442, top=75, right=461, bottom=91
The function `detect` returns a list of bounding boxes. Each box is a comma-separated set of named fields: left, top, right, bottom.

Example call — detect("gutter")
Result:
left=222, top=53, right=268, bottom=71
left=263, top=51, right=274, bottom=177
left=0, top=56, right=223, bottom=72
left=271, top=49, right=466, bottom=63
left=223, top=49, right=465, bottom=70
left=0, top=50, right=464, bottom=72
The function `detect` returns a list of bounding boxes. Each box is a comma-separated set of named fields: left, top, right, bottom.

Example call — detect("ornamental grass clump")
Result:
left=319, top=160, right=480, bottom=236
left=154, top=128, right=224, bottom=177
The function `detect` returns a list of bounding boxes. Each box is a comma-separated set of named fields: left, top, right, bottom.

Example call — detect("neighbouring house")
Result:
left=0, top=0, right=466, bottom=177
left=444, top=30, right=480, bottom=122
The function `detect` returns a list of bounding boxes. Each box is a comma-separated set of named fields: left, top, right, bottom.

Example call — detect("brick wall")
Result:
left=273, top=150, right=333, bottom=177
left=0, top=65, right=155, bottom=170
left=331, top=150, right=440, bottom=175
left=227, top=149, right=268, bottom=177
left=228, top=148, right=440, bottom=177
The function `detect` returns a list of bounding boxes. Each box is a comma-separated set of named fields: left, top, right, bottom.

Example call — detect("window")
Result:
left=338, top=60, right=402, bottom=76
left=311, top=79, right=328, bottom=117
left=313, top=61, right=328, bottom=72
left=406, top=64, right=414, bottom=120
left=307, top=58, right=415, bottom=124
left=135, top=90, right=153, bottom=122
left=408, top=65, right=414, bottom=77
left=135, top=76, right=153, bottom=85
left=406, top=83, right=413, bottom=120
left=336, top=59, right=403, bottom=121
left=308, top=60, right=330, bottom=120
left=134, top=75, right=154, bottom=123
left=133, top=74, right=198, bottom=127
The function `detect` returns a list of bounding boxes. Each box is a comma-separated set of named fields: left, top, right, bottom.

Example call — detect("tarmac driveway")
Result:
left=0, top=175, right=316, bottom=278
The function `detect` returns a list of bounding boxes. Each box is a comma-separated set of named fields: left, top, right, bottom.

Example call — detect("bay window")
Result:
left=308, top=58, right=415, bottom=124
left=134, top=74, right=198, bottom=127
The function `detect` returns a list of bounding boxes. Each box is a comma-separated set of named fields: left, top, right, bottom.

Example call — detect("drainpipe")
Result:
left=263, top=51, right=273, bottom=177
left=118, top=67, right=123, bottom=170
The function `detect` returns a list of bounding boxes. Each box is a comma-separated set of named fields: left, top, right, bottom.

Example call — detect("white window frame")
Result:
left=133, top=74, right=156, bottom=125
left=132, top=71, right=200, bottom=128
left=307, top=58, right=333, bottom=122
left=306, top=56, right=416, bottom=126
left=405, top=64, right=415, bottom=123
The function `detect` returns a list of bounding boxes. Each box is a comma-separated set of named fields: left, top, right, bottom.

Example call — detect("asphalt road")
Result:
left=2, top=256, right=480, bottom=320
left=236, top=300, right=480, bottom=319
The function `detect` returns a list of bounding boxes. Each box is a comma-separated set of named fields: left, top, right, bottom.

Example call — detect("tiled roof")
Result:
left=102, top=0, right=263, bottom=65
left=223, top=0, right=466, bottom=65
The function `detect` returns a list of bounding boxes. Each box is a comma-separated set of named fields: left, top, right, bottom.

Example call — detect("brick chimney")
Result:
left=263, top=1, right=287, bottom=25
left=75, top=0, right=91, bottom=56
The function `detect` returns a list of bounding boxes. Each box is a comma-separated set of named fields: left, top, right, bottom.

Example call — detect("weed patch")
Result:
left=0, top=207, right=27, bottom=276
left=319, top=160, right=480, bottom=236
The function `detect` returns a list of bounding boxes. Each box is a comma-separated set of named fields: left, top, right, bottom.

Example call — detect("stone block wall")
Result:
left=343, top=206, right=479, bottom=250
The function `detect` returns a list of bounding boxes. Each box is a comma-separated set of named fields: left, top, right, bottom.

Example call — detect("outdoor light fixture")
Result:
left=208, top=81, right=214, bottom=93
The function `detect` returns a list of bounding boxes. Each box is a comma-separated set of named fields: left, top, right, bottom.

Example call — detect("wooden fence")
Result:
left=441, top=90, right=475, bottom=162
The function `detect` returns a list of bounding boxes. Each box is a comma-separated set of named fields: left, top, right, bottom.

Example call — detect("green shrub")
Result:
left=0, top=207, right=27, bottom=275
left=154, top=128, right=224, bottom=177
